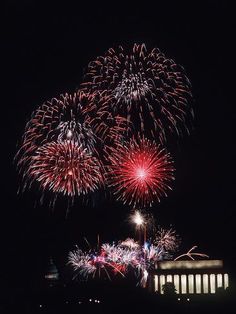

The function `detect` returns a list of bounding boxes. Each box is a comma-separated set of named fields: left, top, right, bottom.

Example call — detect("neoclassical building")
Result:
left=149, top=260, right=229, bottom=295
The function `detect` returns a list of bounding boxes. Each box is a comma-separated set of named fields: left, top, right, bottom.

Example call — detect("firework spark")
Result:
left=120, top=238, right=139, bottom=249
left=68, top=228, right=208, bottom=288
left=154, top=228, right=180, bottom=252
left=16, top=91, right=127, bottom=197
left=174, top=246, right=209, bottom=261
left=68, top=235, right=179, bottom=286
left=27, top=141, right=104, bottom=197
left=16, top=92, right=124, bottom=168
left=106, top=136, right=175, bottom=208
left=68, top=246, right=126, bottom=280
left=131, top=210, right=145, bottom=226
left=81, top=43, right=193, bottom=142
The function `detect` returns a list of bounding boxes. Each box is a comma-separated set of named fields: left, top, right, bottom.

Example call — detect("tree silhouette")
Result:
left=162, top=282, right=177, bottom=296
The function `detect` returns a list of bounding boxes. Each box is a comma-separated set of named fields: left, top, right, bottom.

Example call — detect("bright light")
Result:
left=224, top=273, right=229, bottom=289
left=132, top=211, right=144, bottom=226
left=174, top=275, right=180, bottom=294
left=188, top=274, right=194, bottom=294
left=66, top=130, right=73, bottom=139
left=68, top=169, right=73, bottom=176
left=203, top=274, right=209, bottom=293
left=136, top=168, right=146, bottom=180
left=107, top=137, right=174, bottom=208
left=210, top=274, right=216, bottom=293
left=181, top=274, right=187, bottom=294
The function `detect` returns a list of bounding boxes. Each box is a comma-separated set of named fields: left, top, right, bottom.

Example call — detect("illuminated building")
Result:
left=150, top=260, right=229, bottom=295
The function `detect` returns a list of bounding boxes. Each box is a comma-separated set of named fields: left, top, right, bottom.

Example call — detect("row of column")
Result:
left=154, top=273, right=229, bottom=294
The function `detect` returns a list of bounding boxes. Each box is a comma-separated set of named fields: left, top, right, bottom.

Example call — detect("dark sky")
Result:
left=2, top=0, right=235, bottom=294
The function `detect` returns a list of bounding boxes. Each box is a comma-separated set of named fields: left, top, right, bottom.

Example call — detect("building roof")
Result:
left=156, top=260, right=223, bottom=270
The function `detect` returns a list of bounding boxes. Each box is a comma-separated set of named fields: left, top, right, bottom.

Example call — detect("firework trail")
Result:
left=106, top=136, right=175, bottom=208
left=174, top=246, right=209, bottom=261
left=81, top=43, right=193, bottom=142
left=154, top=228, right=180, bottom=252
left=16, top=91, right=127, bottom=197
left=27, top=141, right=104, bottom=197
left=16, top=91, right=125, bottom=170
left=68, top=245, right=126, bottom=280
left=68, top=228, right=181, bottom=286
left=120, top=238, right=139, bottom=249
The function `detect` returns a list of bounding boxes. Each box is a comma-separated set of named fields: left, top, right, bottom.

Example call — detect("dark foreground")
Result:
left=2, top=281, right=236, bottom=314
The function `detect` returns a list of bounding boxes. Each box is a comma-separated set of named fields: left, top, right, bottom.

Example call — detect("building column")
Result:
left=179, top=274, right=182, bottom=294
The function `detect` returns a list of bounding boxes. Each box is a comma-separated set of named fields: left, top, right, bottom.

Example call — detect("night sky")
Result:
left=2, top=0, right=235, bottom=296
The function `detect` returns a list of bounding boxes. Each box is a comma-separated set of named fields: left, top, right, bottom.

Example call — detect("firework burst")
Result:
left=16, top=91, right=127, bottom=197
left=81, top=43, right=193, bottom=142
left=154, top=228, right=180, bottom=252
left=16, top=92, right=94, bottom=183
left=68, top=232, right=181, bottom=286
left=16, top=92, right=124, bottom=168
left=27, top=141, right=104, bottom=197
left=120, top=238, right=139, bottom=249
left=68, top=245, right=126, bottom=280
left=106, top=136, right=175, bottom=208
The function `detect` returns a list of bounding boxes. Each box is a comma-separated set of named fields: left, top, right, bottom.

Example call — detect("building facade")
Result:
left=150, top=260, right=229, bottom=295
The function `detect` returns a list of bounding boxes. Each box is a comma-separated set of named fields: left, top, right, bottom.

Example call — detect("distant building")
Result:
left=150, top=260, right=229, bottom=295
left=44, top=257, right=59, bottom=287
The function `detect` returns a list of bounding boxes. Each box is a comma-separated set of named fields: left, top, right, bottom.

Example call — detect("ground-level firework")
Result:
left=68, top=227, right=179, bottom=286
left=68, top=228, right=208, bottom=288
left=106, top=136, right=174, bottom=208
left=81, top=43, right=193, bottom=142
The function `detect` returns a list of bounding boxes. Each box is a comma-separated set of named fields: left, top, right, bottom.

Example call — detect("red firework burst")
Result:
left=16, top=91, right=127, bottom=195
left=81, top=43, right=193, bottom=142
left=27, top=141, right=104, bottom=197
left=106, top=137, right=174, bottom=208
